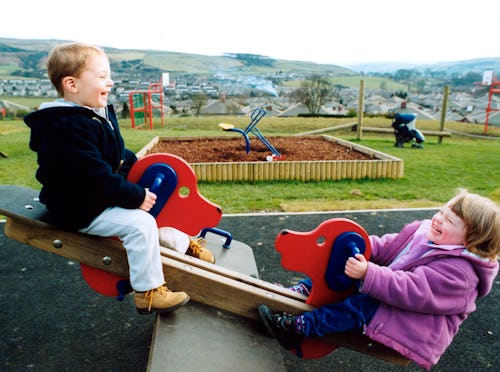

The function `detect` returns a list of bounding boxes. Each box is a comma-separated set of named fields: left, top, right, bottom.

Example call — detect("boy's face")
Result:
left=426, top=205, right=467, bottom=246
left=71, top=53, right=113, bottom=108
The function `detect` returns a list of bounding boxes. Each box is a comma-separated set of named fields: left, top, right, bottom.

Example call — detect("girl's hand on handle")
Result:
left=345, top=253, right=368, bottom=280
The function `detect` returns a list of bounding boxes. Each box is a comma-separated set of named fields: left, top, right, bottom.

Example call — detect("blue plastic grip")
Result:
left=149, top=173, right=165, bottom=194
left=137, top=163, right=178, bottom=218
left=199, top=227, right=233, bottom=249
left=116, top=280, right=133, bottom=301
left=325, top=232, right=366, bottom=292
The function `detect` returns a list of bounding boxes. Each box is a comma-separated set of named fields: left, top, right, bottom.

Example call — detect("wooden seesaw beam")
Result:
left=1, top=209, right=410, bottom=366
left=1, top=209, right=310, bottom=315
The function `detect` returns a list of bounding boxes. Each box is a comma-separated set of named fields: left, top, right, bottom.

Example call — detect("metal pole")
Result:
left=357, top=80, right=365, bottom=140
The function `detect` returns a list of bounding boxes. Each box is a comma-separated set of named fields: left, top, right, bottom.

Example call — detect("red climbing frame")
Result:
left=484, top=76, right=500, bottom=134
left=129, top=82, right=165, bottom=129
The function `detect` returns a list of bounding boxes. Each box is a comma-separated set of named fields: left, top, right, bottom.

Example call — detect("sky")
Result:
left=1, top=0, right=499, bottom=66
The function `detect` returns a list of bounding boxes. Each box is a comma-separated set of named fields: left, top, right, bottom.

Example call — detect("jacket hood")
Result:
left=429, top=247, right=498, bottom=298
left=418, top=220, right=499, bottom=298
left=24, top=102, right=111, bottom=152
left=392, top=220, right=498, bottom=298
left=465, top=252, right=498, bottom=297
left=38, top=99, right=75, bottom=110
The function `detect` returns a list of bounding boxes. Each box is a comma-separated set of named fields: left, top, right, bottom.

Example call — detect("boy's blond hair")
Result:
left=47, top=42, right=106, bottom=97
left=449, top=189, right=500, bottom=260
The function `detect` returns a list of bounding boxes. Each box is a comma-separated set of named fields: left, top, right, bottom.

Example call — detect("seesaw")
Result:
left=0, top=153, right=409, bottom=366
left=219, top=107, right=283, bottom=160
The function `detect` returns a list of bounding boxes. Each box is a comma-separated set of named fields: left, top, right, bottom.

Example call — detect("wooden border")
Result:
left=138, top=136, right=404, bottom=182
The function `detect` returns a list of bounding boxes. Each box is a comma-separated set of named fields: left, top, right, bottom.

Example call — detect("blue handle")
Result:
left=347, top=241, right=361, bottom=256
left=325, top=232, right=366, bottom=292
left=116, top=280, right=133, bottom=301
left=149, top=173, right=165, bottom=194
left=137, top=163, right=178, bottom=218
left=199, top=227, right=233, bottom=249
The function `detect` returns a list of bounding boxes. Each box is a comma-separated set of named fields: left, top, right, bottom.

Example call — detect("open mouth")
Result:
left=431, top=223, right=441, bottom=235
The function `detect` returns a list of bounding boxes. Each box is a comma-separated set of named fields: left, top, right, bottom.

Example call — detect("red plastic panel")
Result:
left=274, top=218, right=371, bottom=358
left=128, top=153, right=222, bottom=235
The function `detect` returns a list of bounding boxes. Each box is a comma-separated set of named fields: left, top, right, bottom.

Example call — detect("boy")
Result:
left=24, top=42, right=211, bottom=314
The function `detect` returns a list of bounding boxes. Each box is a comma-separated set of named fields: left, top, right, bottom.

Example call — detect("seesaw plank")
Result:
left=159, top=247, right=308, bottom=303
left=3, top=213, right=130, bottom=276
left=1, top=210, right=311, bottom=318
left=2, top=212, right=409, bottom=366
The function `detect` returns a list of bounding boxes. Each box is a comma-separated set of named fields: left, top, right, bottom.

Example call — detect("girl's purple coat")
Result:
left=362, top=220, right=498, bottom=369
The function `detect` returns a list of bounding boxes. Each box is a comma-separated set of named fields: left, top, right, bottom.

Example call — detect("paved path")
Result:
left=1, top=208, right=498, bottom=371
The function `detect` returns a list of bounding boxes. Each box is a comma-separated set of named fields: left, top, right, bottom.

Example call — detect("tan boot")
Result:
left=186, top=238, right=216, bottom=264
left=135, top=284, right=189, bottom=314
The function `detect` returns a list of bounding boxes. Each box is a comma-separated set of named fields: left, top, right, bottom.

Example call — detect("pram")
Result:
left=391, top=113, right=425, bottom=149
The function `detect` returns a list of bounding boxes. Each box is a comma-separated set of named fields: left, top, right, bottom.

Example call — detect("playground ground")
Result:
left=1, top=208, right=498, bottom=371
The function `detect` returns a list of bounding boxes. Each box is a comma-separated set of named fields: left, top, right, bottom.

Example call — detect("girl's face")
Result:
left=73, top=53, right=113, bottom=108
left=426, top=205, right=467, bottom=246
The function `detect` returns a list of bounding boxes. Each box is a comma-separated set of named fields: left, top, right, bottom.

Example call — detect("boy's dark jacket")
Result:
left=24, top=104, right=145, bottom=230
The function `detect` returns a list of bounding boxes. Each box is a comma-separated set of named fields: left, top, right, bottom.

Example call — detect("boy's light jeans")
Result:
left=79, top=207, right=165, bottom=291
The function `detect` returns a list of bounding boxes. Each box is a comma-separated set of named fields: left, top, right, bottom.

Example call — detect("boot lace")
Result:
left=145, top=285, right=169, bottom=311
left=187, top=238, right=206, bottom=257
left=275, top=312, right=295, bottom=331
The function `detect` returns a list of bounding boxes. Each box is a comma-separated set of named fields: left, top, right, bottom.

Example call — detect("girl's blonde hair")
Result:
left=47, top=42, right=106, bottom=96
left=449, top=189, right=500, bottom=260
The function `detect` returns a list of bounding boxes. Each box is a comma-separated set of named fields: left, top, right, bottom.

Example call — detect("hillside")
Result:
left=347, top=58, right=500, bottom=74
left=0, top=38, right=354, bottom=78
left=3, top=37, right=499, bottom=81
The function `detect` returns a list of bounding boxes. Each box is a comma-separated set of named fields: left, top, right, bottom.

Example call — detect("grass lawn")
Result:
left=1, top=115, right=499, bottom=213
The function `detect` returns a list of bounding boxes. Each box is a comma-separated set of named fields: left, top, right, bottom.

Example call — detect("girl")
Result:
left=259, top=189, right=499, bottom=369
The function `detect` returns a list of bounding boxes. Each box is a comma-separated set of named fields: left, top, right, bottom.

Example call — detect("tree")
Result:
left=191, top=93, right=208, bottom=117
left=121, top=102, right=130, bottom=119
left=394, top=90, right=408, bottom=99
left=394, top=69, right=421, bottom=81
left=292, top=75, right=332, bottom=114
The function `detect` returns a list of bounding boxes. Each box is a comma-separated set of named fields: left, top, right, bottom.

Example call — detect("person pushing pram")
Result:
left=391, top=113, right=425, bottom=149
